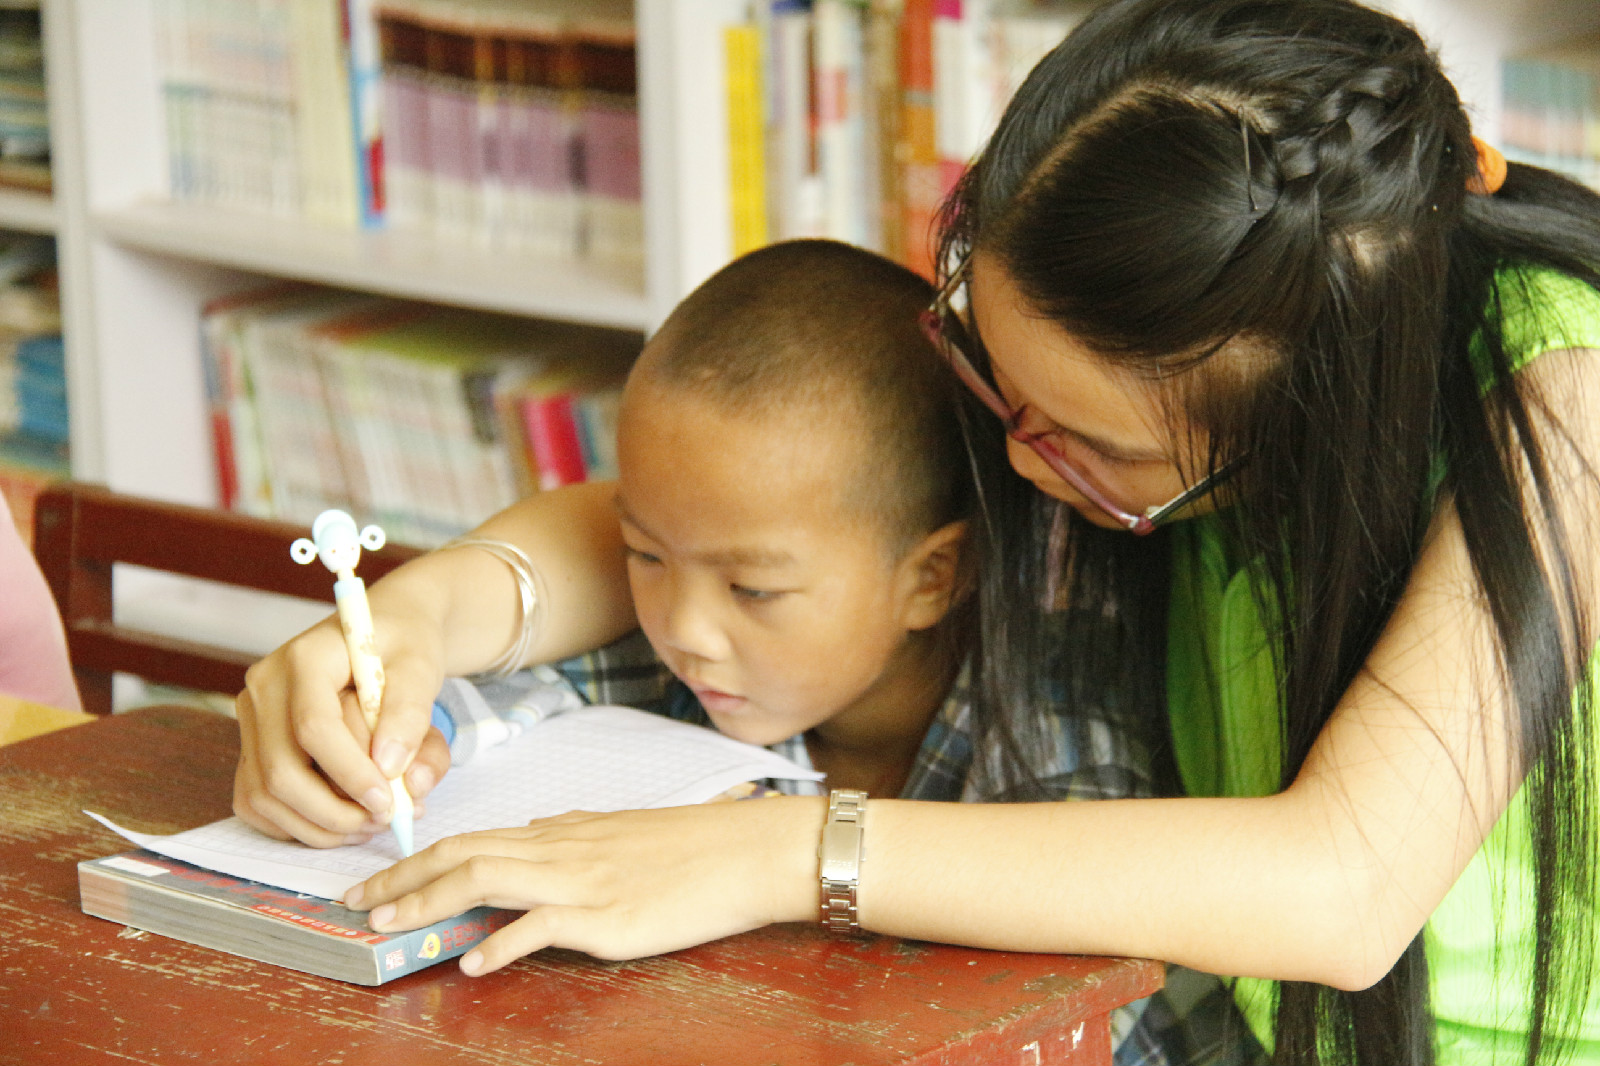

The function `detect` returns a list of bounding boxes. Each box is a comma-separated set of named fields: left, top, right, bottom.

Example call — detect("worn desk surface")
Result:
left=2, top=705, right=1162, bottom=1066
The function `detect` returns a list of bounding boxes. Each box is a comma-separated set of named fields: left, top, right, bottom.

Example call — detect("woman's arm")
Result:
left=859, top=345, right=1600, bottom=988
left=233, top=479, right=635, bottom=846
left=346, top=488, right=1511, bottom=984
left=349, top=350, right=1599, bottom=988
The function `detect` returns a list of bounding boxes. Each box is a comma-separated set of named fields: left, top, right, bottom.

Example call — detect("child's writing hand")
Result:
left=233, top=612, right=452, bottom=847
left=347, top=796, right=825, bottom=967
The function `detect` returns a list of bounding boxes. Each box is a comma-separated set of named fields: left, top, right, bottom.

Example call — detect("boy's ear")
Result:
left=898, top=520, right=971, bottom=632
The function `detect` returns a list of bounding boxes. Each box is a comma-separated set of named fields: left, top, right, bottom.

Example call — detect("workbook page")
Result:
left=87, top=705, right=822, bottom=900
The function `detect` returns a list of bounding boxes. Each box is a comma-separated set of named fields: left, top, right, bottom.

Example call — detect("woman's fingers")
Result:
left=350, top=829, right=546, bottom=913
left=464, top=909, right=580, bottom=974
left=356, top=840, right=650, bottom=965
left=345, top=800, right=823, bottom=966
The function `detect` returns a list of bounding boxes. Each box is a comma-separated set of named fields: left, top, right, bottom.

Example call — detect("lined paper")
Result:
left=88, top=705, right=822, bottom=900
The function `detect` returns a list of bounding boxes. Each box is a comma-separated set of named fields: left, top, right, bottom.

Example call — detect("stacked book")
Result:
left=80, top=850, right=512, bottom=986
left=201, top=285, right=640, bottom=546
left=725, top=0, right=1086, bottom=277
left=1502, top=38, right=1600, bottom=191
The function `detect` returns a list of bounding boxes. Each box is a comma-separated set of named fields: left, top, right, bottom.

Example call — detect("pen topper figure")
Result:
left=291, top=509, right=386, bottom=578
left=290, top=509, right=415, bottom=856
left=291, top=509, right=388, bottom=708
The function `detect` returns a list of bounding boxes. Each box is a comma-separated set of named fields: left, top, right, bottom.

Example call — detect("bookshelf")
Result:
left=24, top=0, right=1600, bottom=668
left=0, top=186, right=55, bottom=234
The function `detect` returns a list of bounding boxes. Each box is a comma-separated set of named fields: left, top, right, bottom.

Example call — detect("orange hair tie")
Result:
left=1467, top=136, right=1506, bottom=195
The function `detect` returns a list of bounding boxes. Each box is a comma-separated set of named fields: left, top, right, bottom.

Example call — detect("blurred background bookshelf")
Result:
left=6, top=0, right=1598, bottom=691
left=0, top=0, right=55, bottom=543
left=0, top=233, right=64, bottom=544
left=1502, top=32, right=1600, bottom=192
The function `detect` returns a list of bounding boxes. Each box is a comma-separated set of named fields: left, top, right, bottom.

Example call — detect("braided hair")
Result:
left=939, top=0, right=1600, bottom=1062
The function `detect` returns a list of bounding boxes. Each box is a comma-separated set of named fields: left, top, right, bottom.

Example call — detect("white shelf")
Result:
left=93, top=201, right=652, bottom=332
left=0, top=185, right=56, bottom=234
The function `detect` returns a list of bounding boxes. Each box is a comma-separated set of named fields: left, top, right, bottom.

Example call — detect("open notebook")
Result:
left=87, top=704, right=823, bottom=901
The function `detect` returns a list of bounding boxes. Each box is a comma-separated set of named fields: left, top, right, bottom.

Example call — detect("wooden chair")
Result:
left=32, top=482, right=423, bottom=715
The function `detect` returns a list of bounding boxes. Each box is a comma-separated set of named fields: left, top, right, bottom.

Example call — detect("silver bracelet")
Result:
left=437, top=536, right=546, bottom=679
left=818, top=788, right=868, bottom=934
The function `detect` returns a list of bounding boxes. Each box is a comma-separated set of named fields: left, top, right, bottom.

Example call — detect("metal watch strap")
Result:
left=818, top=788, right=868, bottom=934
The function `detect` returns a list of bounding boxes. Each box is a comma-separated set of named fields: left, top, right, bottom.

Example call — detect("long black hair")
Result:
left=938, top=0, right=1600, bottom=1062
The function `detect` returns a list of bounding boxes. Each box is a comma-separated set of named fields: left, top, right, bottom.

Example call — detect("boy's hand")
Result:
left=346, top=796, right=825, bottom=967
left=233, top=616, right=452, bottom=847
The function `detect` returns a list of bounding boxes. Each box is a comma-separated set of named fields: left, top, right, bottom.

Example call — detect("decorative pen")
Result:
left=292, top=509, right=415, bottom=856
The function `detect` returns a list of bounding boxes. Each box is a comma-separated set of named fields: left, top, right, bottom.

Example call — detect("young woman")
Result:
left=928, top=1, right=1600, bottom=1061
left=233, top=2, right=1600, bottom=1062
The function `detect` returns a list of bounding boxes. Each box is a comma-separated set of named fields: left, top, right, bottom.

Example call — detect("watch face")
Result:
left=819, top=821, right=862, bottom=877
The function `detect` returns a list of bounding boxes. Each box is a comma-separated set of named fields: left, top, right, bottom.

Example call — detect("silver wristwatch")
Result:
left=818, top=788, right=868, bottom=934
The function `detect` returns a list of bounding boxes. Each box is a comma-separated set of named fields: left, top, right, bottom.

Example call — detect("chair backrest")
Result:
left=33, top=482, right=423, bottom=715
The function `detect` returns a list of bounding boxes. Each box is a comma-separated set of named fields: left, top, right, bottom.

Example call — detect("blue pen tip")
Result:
left=388, top=779, right=415, bottom=857
left=393, top=818, right=414, bottom=858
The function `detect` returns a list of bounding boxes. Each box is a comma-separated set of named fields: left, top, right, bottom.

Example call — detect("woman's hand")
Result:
left=345, top=796, right=825, bottom=969
left=232, top=609, right=453, bottom=847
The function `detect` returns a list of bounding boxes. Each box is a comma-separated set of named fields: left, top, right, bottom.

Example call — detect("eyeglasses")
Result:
left=919, top=253, right=1240, bottom=535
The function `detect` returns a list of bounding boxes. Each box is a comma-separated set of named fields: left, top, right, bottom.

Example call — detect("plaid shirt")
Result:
left=442, top=630, right=1265, bottom=1066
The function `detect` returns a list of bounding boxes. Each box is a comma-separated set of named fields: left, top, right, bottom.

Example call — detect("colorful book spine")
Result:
left=812, top=0, right=870, bottom=246
left=371, top=1, right=639, bottom=262
left=469, top=20, right=508, bottom=249
left=426, top=20, right=481, bottom=245
left=290, top=0, right=362, bottom=227
left=574, top=17, right=644, bottom=266
left=345, top=0, right=387, bottom=225
left=503, top=20, right=582, bottom=257
left=932, top=0, right=994, bottom=195
left=521, top=390, right=589, bottom=491
left=725, top=22, right=769, bottom=256
left=899, top=0, right=941, bottom=278
left=573, top=389, right=623, bottom=481
left=764, top=0, right=821, bottom=242
left=377, top=8, right=432, bottom=232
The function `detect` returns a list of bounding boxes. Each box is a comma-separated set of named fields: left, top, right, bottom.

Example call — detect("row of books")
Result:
left=158, top=0, right=359, bottom=225
left=0, top=235, right=66, bottom=543
left=155, top=0, right=641, bottom=265
left=1502, top=44, right=1600, bottom=190
left=201, top=284, right=640, bottom=547
left=379, top=0, right=641, bottom=262
left=0, top=7, right=48, bottom=193
left=726, top=0, right=1084, bottom=277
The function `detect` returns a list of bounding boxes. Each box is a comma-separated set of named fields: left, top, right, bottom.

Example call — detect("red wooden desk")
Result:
left=1, top=705, right=1162, bottom=1066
